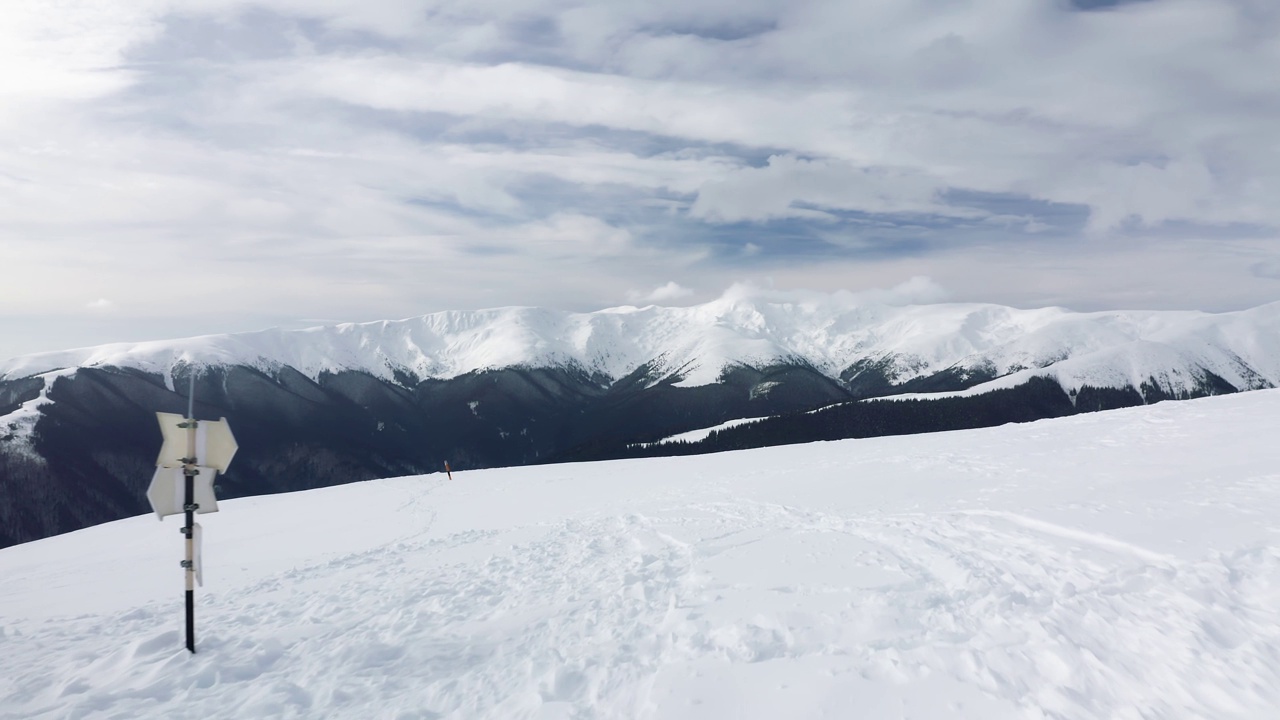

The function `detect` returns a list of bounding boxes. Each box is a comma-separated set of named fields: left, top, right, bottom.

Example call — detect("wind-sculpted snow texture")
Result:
left=1, top=390, right=1278, bottom=719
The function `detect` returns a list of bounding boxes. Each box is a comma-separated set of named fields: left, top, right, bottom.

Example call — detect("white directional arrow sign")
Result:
left=152, top=380, right=239, bottom=654
left=155, top=412, right=238, bottom=471
left=147, top=466, right=219, bottom=519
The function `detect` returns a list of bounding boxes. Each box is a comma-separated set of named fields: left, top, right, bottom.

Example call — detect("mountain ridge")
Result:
left=5, top=298, right=1279, bottom=400
left=3, top=295, right=1278, bottom=548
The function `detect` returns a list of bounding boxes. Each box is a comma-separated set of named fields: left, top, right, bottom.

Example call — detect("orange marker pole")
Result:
left=444, top=461, right=453, bottom=481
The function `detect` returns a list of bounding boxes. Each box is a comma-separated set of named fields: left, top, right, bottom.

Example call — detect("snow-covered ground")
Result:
left=639, top=416, right=765, bottom=447
left=3, top=391, right=1279, bottom=719
left=0, top=368, right=73, bottom=458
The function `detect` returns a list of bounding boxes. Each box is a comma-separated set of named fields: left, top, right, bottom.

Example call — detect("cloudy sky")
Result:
left=3, top=0, right=1279, bottom=359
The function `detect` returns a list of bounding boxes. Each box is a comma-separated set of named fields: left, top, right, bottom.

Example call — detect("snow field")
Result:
left=2, top=390, right=1280, bottom=718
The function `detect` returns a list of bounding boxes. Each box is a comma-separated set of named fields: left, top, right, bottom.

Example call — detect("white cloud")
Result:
left=630, top=281, right=694, bottom=304
left=0, top=0, right=163, bottom=103
left=276, top=55, right=857, bottom=158
left=689, top=155, right=973, bottom=223
left=858, top=276, right=948, bottom=306
left=246, top=3, right=1280, bottom=233
left=2, top=0, right=1279, bottom=358
left=510, top=213, right=633, bottom=258
left=715, top=276, right=947, bottom=309
left=85, top=298, right=114, bottom=312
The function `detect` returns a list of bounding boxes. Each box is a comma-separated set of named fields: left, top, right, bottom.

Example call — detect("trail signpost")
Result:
left=146, top=376, right=238, bottom=654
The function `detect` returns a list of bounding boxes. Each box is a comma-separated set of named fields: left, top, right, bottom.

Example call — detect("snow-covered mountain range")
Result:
left=3, top=295, right=1279, bottom=549
left=5, top=296, right=1280, bottom=397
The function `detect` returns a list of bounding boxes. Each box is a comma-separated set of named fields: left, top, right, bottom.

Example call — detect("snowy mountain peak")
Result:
left=3, top=299, right=1280, bottom=399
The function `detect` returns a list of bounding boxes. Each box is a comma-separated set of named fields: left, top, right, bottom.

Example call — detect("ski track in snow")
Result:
left=3, top=392, right=1280, bottom=718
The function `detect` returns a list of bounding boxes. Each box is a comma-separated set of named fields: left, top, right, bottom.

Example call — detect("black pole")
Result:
left=183, top=372, right=197, bottom=654
left=184, top=469, right=195, bottom=654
